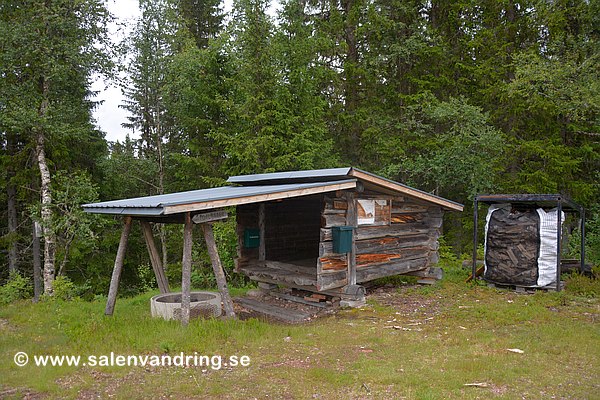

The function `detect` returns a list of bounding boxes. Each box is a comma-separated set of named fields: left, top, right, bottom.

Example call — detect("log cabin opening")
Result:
left=240, top=195, right=322, bottom=262
left=236, top=194, right=324, bottom=288
left=265, top=195, right=322, bottom=264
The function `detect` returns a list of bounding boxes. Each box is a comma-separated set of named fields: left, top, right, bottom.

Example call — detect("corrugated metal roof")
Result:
left=228, top=167, right=464, bottom=211
left=83, top=180, right=357, bottom=216
left=84, top=167, right=465, bottom=217
left=227, top=167, right=352, bottom=185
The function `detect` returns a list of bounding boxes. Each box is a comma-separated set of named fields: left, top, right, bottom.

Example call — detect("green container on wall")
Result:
left=332, top=226, right=353, bottom=253
left=244, top=228, right=260, bottom=248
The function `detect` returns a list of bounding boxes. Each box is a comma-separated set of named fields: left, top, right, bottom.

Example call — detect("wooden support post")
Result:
left=258, top=203, right=266, bottom=261
left=556, top=201, right=562, bottom=291
left=201, top=223, right=236, bottom=318
left=472, top=198, right=479, bottom=283
left=181, top=212, right=193, bottom=326
left=140, top=221, right=170, bottom=294
left=105, top=216, right=132, bottom=316
left=345, top=192, right=357, bottom=286
left=580, top=208, right=586, bottom=274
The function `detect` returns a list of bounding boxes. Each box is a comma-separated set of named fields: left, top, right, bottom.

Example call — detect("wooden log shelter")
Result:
left=84, top=167, right=463, bottom=323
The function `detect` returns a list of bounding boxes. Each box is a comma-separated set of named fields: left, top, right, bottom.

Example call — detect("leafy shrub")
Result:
left=52, top=276, right=79, bottom=301
left=166, top=261, right=182, bottom=288
left=565, top=270, right=600, bottom=298
left=438, top=235, right=459, bottom=264
left=137, top=263, right=157, bottom=293
left=191, top=267, right=217, bottom=289
left=0, top=272, right=33, bottom=304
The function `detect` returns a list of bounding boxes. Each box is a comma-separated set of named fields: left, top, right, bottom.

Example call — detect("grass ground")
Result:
left=1, top=267, right=598, bottom=399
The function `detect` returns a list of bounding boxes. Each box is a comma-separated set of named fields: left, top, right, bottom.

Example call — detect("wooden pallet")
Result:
left=486, top=281, right=565, bottom=293
left=270, top=291, right=331, bottom=308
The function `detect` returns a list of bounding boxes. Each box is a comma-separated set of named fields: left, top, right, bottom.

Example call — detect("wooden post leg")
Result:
left=344, top=192, right=357, bottom=286
left=140, top=221, right=170, bottom=294
left=201, top=223, right=236, bottom=318
left=105, top=216, right=132, bottom=316
left=258, top=203, right=266, bottom=261
left=181, top=212, right=193, bottom=326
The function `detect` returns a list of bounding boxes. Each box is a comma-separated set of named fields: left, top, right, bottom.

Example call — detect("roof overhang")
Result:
left=83, top=180, right=357, bottom=217
left=161, top=179, right=356, bottom=215
left=84, top=167, right=464, bottom=218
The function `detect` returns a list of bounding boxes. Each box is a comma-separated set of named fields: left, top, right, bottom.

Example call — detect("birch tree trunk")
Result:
left=36, top=77, right=56, bottom=296
left=33, top=221, right=42, bottom=302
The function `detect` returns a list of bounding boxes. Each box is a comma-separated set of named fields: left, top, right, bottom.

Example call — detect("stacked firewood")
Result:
left=484, top=207, right=540, bottom=286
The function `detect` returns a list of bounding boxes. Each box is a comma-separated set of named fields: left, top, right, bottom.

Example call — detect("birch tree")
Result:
left=0, top=0, right=112, bottom=294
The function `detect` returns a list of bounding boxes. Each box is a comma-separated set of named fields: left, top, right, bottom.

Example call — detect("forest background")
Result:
left=1, top=0, right=599, bottom=299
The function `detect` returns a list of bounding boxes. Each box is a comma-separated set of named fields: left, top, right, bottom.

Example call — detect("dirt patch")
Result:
left=0, top=387, right=45, bottom=399
left=368, top=284, right=444, bottom=320
left=234, top=284, right=445, bottom=324
left=56, top=368, right=166, bottom=400
left=0, top=318, right=15, bottom=332
left=264, top=356, right=315, bottom=369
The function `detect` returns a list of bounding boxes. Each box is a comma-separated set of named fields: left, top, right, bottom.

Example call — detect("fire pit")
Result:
left=150, top=292, right=222, bottom=321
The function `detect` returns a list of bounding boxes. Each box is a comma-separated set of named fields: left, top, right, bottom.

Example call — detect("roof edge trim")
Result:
left=349, top=168, right=464, bottom=212
left=162, top=179, right=357, bottom=215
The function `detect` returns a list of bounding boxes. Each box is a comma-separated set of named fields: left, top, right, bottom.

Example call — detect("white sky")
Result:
left=93, top=0, right=280, bottom=143
left=91, top=0, right=140, bottom=143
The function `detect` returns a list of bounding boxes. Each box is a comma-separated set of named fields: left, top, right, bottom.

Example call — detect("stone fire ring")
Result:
left=150, top=291, right=222, bottom=320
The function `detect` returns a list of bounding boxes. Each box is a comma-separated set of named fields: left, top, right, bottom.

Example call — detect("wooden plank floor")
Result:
left=234, top=297, right=315, bottom=323
left=239, top=259, right=318, bottom=287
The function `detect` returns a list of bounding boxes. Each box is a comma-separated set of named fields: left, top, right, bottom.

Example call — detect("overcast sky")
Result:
left=91, top=0, right=139, bottom=143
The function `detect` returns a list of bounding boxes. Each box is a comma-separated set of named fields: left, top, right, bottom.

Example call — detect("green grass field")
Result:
left=1, top=267, right=599, bottom=399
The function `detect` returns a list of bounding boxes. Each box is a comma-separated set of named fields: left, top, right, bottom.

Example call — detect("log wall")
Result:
left=317, top=191, right=442, bottom=290
left=236, top=189, right=443, bottom=292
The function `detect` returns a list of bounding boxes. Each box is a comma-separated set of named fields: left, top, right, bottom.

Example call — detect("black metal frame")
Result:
left=472, top=194, right=586, bottom=291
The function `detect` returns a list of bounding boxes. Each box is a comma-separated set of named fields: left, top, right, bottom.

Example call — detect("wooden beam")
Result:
left=192, top=210, right=228, bottom=224
left=345, top=192, right=357, bottom=286
left=105, top=216, right=132, bottom=316
left=140, top=221, right=170, bottom=294
left=162, top=180, right=357, bottom=215
left=181, top=212, right=193, bottom=326
left=258, top=203, right=266, bottom=261
left=349, top=169, right=463, bottom=212
left=201, top=223, right=236, bottom=318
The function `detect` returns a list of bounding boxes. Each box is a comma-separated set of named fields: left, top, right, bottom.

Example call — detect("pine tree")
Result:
left=179, top=0, right=224, bottom=49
